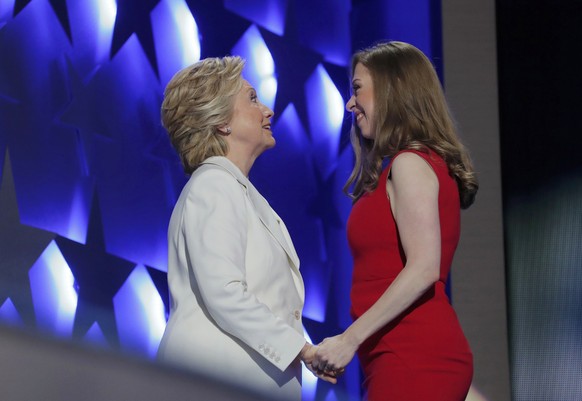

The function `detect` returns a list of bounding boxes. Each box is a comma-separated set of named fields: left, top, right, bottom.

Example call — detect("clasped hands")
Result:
left=300, top=333, right=358, bottom=384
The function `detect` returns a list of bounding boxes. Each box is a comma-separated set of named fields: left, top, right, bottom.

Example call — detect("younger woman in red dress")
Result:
left=313, top=41, right=479, bottom=400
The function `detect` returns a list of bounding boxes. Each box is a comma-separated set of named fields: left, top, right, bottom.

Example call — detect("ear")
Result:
left=217, top=125, right=231, bottom=135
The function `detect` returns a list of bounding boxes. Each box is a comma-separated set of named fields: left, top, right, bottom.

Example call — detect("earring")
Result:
left=226, top=127, right=232, bottom=134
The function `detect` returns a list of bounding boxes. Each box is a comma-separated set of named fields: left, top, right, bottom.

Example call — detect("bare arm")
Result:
left=314, top=152, right=441, bottom=370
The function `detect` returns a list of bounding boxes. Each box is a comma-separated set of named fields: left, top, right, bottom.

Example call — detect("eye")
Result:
left=250, top=92, right=258, bottom=103
left=352, top=84, right=360, bottom=95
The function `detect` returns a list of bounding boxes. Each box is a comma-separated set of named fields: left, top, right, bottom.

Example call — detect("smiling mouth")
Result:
left=262, top=124, right=272, bottom=130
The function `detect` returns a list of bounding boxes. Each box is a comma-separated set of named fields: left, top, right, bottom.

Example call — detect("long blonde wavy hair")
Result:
left=161, top=56, right=245, bottom=174
left=344, top=41, right=478, bottom=209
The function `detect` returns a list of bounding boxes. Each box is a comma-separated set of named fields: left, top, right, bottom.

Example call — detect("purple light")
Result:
left=152, top=0, right=201, bottom=87
left=65, top=0, right=116, bottom=80
left=29, top=241, right=78, bottom=337
left=114, top=265, right=166, bottom=358
left=232, top=25, right=277, bottom=110
left=305, top=65, right=344, bottom=178
left=84, top=321, right=109, bottom=348
left=0, top=0, right=14, bottom=28
left=224, top=0, right=287, bottom=36
left=0, top=298, right=22, bottom=326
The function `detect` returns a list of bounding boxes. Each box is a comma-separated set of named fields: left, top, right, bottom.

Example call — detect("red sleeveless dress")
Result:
left=347, top=149, right=473, bottom=401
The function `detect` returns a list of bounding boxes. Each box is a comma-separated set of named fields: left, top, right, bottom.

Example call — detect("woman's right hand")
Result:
left=312, top=333, right=357, bottom=375
left=299, top=343, right=338, bottom=384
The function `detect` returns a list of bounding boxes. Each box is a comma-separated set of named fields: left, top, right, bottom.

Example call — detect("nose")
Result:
left=261, top=103, right=274, bottom=119
left=346, top=95, right=355, bottom=112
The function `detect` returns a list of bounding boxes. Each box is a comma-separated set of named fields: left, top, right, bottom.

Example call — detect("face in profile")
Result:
left=227, top=79, right=275, bottom=156
left=346, top=63, right=375, bottom=139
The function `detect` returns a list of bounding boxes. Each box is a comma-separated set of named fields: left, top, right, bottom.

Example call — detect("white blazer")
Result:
left=157, top=156, right=306, bottom=401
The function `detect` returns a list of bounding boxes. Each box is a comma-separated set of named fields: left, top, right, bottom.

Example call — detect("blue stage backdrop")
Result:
left=0, top=1, right=442, bottom=400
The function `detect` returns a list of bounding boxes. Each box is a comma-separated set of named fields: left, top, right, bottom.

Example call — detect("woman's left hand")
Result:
left=313, top=333, right=358, bottom=375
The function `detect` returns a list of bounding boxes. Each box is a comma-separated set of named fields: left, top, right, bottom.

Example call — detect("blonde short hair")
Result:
left=161, top=56, right=245, bottom=174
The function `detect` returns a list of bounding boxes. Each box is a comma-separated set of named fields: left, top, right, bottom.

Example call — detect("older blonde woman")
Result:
left=156, top=56, right=335, bottom=400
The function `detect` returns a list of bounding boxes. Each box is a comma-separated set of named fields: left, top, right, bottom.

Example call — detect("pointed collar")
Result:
left=200, top=156, right=251, bottom=188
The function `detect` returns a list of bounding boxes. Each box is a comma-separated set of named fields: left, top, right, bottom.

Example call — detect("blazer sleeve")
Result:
left=181, top=167, right=306, bottom=371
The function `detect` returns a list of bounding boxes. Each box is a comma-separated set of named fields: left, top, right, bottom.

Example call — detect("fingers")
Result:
left=318, top=363, right=334, bottom=375
left=299, top=342, right=314, bottom=361
left=303, top=339, right=347, bottom=383
left=308, top=360, right=345, bottom=379
left=321, top=364, right=345, bottom=377
left=314, top=359, right=337, bottom=373
left=306, top=364, right=337, bottom=384
left=316, top=371, right=337, bottom=384
left=332, top=366, right=346, bottom=376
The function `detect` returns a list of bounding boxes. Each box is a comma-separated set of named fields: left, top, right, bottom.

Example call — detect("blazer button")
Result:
left=294, top=310, right=300, bottom=320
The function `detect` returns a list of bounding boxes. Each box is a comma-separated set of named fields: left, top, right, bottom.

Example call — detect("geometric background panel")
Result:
left=28, top=240, right=78, bottom=338
left=109, top=0, right=160, bottom=78
left=0, top=298, right=22, bottom=327
left=151, top=0, right=201, bottom=88
left=0, top=153, right=55, bottom=328
left=305, top=64, right=345, bottom=179
left=0, top=0, right=90, bottom=242
left=378, top=0, right=436, bottom=58
left=0, top=1, right=14, bottom=27
left=84, top=321, right=109, bottom=348
left=294, top=0, right=351, bottom=66
left=60, top=34, right=177, bottom=269
left=252, top=104, right=327, bottom=323
left=231, top=24, right=277, bottom=110
left=114, top=264, right=166, bottom=358
left=224, top=0, right=287, bottom=36
left=350, top=0, right=442, bottom=76
left=66, top=0, right=116, bottom=81
left=257, top=28, right=323, bottom=130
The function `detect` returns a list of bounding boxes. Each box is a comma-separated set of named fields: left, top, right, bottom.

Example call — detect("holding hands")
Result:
left=314, top=333, right=358, bottom=377
left=300, top=343, right=338, bottom=383
left=300, top=333, right=359, bottom=383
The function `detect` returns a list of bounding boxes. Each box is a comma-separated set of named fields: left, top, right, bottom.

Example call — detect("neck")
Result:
left=225, top=153, right=256, bottom=177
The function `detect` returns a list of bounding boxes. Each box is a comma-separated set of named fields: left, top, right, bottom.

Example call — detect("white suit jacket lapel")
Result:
left=244, top=183, right=301, bottom=270
left=201, top=157, right=300, bottom=270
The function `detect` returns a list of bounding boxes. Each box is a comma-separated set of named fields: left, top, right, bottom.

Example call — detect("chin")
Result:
left=359, top=129, right=372, bottom=139
left=355, top=125, right=371, bottom=139
left=258, top=142, right=275, bottom=156
left=361, top=126, right=376, bottom=139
